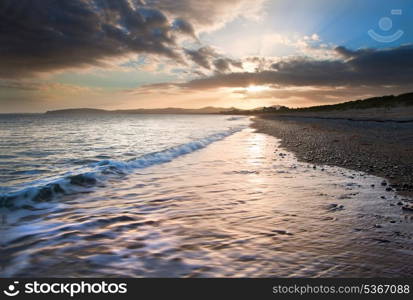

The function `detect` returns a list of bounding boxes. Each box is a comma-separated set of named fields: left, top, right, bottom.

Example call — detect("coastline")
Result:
left=5, top=124, right=413, bottom=277
left=251, top=115, right=413, bottom=198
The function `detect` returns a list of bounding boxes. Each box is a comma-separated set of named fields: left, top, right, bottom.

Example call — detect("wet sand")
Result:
left=252, top=115, right=413, bottom=198
left=4, top=128, right=413, bottom=277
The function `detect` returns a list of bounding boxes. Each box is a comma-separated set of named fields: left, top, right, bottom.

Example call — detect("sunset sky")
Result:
left=1, top=0, right=413, bottom=113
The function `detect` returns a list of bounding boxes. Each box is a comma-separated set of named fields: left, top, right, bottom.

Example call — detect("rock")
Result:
left=272, top=229, right=293, bottom=236
left=327, top=203, right=344, bottom=211
left=373, top=238, right=391, bottom=243
left=402, top=204, right=413, bottom=212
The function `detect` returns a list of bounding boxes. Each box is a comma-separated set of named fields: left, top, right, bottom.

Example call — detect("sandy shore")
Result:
left=252, top=115, right=413, bottom=198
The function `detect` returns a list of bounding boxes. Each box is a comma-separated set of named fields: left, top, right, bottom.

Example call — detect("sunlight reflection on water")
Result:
left=2, top=128, right=413, bottom=277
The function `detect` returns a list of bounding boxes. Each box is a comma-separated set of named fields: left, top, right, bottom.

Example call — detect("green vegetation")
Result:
left=293, top=92, right=413, bottom=112
left=221, top=92, right=413, bottom=115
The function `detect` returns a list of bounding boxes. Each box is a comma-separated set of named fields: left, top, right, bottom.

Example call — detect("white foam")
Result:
left=0, top=126, right=246, bottom=209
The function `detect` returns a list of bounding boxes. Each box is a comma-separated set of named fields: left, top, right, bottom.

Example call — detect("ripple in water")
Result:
left=1, top=121, right=413, bottom=277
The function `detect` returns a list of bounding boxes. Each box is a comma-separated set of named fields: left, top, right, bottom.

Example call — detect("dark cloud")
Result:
left=184, top=46, right=243, bottom=73
left=213, top=59, right=230, bottom=72
left=213, top=58, right=243, bottom=73
left=181, top=45, right=413, bottom=89
left=336, top=45, right=413, bottom=83
left=0, top=0, right=199, bottom=78
left=184, top=47, right=216, bottom=69
left=172, top=18, right=197, bottom=39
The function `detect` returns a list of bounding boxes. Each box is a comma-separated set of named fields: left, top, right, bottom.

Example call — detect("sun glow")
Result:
left=245, top=85, right=270, bottom=93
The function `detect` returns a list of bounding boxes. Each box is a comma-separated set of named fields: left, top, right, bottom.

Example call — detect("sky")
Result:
left=1, top=0, right=413, bottom=113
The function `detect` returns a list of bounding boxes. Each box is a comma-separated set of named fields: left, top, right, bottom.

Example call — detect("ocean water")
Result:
left=1, top=114, right=412, bottom=277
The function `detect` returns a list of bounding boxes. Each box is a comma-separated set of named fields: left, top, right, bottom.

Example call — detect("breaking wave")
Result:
left=0, top=126, right=246, bottom=210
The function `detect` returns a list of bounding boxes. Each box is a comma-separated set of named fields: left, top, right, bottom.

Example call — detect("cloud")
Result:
left=335, top=45, right=413, bottom=83
left=125, top=44, right=413, bottom=107
left=145, top=0, right=266, bottom=32
left=232, top=84, right=413, bottom=104
left=0, top=78, right=105, bottom=113
left=213, top=59, right=231, bottom=73
left=0, top=0, right=200, bottom=78
left=184, top=47, right=216, bottom=69
left=180, top=45, right=413, bottom=89
left=0, top=79, right=98, bottom=93
left=0, top=80, right=44, bottom=91
left=0, top=0, right=264, bottom=79
left=172, top=18, right=197, bottom=39
left=184, top=46, right=243, bottom=72
left=214, top=58, right=243, bottom=73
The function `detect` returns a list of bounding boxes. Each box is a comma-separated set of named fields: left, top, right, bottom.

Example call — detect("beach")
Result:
left=2, top=0, right=413, bottom=286
left=3, top=114, right=413, bottom=277
left=252, top=115, right=413, bottom=198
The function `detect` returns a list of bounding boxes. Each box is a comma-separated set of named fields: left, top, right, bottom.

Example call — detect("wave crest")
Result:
left=1, top=126, right=245, bottom=210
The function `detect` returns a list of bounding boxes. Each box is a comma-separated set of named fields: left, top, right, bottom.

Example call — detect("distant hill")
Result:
left=222, top=92, right=413, bottom=115
left=45, top=92, right=413, bottom=116
left=292, top=92, right=413, bottom=112
left=45, top=108, right=110, bottom=115
left=45, top=107, right=232, bottom=115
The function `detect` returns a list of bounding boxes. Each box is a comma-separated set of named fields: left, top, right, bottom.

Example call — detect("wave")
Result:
left=0, top=126, right=246, bottom=210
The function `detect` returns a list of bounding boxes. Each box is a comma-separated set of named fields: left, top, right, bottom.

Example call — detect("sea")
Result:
left=1, top=114, right=412, bottom=277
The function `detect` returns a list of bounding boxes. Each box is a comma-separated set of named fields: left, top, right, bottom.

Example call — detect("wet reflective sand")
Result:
left=2, top=129, right=413, bottom=277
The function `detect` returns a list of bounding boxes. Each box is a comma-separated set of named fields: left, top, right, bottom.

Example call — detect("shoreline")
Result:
left=251, top=115, right=413, bottom=199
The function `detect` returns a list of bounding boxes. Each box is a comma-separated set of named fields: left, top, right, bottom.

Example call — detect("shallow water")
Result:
left=1, top=118, right=413, bottom=277
left=0, top=114, right=247, bottom=194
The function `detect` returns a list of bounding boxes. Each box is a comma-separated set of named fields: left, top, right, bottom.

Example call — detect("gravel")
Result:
left=252, top=115, right=413, bottom=197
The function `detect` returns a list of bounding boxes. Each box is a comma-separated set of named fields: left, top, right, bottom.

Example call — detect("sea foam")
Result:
left=0, top=126, right=246, bottom=210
